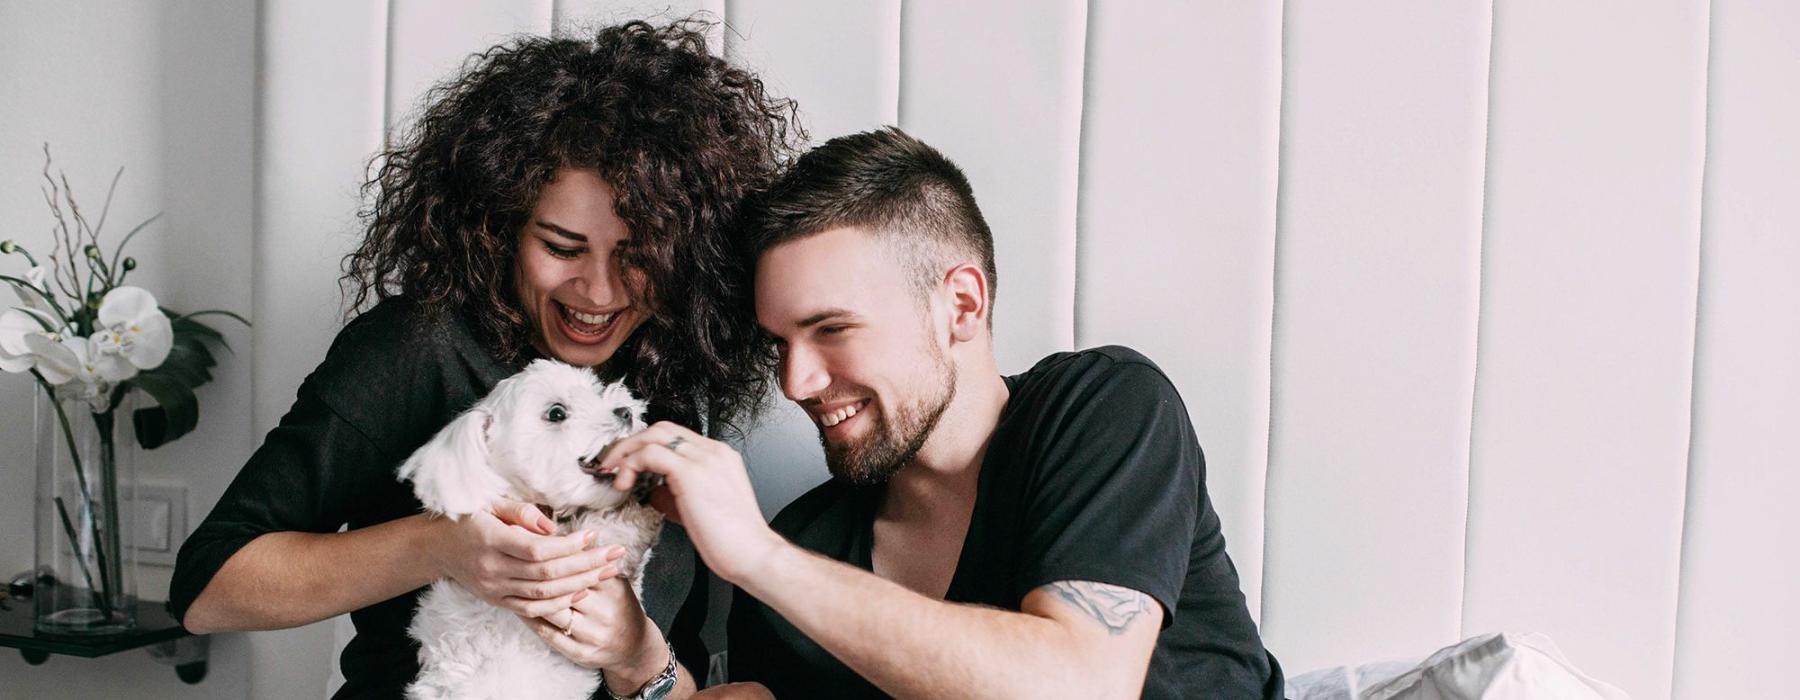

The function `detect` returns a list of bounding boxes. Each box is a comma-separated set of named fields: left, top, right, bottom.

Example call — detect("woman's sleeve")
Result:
left=166, top=372, right=399, bottom=626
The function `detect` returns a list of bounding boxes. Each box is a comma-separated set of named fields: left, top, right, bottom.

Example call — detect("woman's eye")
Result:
left=544, top=242, right=582, bottom=259
left=820, top=325, right=849, bottom=336
left=545, top=404, right=568, bottom=423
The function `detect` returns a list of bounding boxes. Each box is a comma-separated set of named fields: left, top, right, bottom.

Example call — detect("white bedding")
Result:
left=1287, top=632, right=1631, bottom=700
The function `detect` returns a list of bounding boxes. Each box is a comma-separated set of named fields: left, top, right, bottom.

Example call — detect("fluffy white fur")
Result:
left=398, top=359, right=664, bottom=700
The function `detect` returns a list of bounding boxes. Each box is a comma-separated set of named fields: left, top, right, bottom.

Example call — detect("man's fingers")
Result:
left=609, top=444, right=687, bottom=493
left=599, top=421, right=702, bottom=471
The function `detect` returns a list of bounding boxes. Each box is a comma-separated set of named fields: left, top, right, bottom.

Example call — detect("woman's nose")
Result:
left=572, top=255, right=626, bottom=307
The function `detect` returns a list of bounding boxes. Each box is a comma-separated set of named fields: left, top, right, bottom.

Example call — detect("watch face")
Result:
left=641, top=673, right=678, bottom=700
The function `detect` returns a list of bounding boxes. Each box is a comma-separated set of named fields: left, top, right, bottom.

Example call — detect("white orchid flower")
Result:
left=25, top=333, right=113, bottom=412
left=20, top=264, right=52, bottom=305
left=90, top=286, right=172, bottom=378
left=0, top=306, right=50, bottom=372
left=11, top=265, right=56, bottom=315
left=24, top=331, right=82, bottom=384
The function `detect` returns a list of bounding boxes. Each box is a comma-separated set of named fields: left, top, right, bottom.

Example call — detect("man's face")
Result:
left=755, top=227, right=956, bottom=485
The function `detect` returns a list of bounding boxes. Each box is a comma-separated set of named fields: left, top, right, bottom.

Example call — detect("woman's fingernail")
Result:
left=572, top=590, right=588, bottom=603
left=583, top=531, right=598, bottom=546
left=608, top=545, right=625, bottom=559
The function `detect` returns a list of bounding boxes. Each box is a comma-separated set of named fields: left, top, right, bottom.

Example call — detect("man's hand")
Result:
left=598, top=422, right=784, bottom=583
left=427, top=499, right=626, bottom=618
left=523, top=577, right=668, bottom=695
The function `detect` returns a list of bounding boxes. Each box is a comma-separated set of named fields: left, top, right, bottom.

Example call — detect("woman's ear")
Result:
left=398, top=408, right=505, bottom=517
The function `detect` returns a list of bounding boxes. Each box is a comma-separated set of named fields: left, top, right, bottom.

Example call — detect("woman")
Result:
left=169, top=20, right=796, bottom=698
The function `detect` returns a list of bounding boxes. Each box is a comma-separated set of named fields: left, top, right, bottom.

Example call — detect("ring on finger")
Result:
left=664, top=435, right=686, bottom=454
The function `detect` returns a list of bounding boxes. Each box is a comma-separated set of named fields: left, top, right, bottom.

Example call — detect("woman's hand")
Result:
left=522, top=577, right=669, bottom=695
left=426, top=499, right=625, bottom=618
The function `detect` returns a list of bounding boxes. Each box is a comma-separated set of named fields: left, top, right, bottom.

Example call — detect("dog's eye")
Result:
left=544, top=404, right=568, bottom=423
left=613, top=406, right=634, bottom=423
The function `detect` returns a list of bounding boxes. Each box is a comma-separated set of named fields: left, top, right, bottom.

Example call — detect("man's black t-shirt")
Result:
left=167, top=296, right=710, bottom=699
left=729, top=346, right=1283, bottom=699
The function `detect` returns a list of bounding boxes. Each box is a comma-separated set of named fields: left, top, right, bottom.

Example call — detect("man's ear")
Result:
left=942, top=263, right=991, bottom=343
left=397, top=408, right=505, bottom=517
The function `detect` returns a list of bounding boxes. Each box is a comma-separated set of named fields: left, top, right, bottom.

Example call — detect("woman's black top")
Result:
left=169, top=296, right=709, bottom=699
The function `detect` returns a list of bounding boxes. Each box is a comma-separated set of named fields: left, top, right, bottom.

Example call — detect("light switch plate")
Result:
left=131, top=482, right=188, bottom=567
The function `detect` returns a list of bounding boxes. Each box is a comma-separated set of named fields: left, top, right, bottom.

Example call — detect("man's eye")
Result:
left=819, top=325, right=850, bottom=336
left=545, top=242, right=581, bottom=259
left=545, top=404, right=568, bottom=423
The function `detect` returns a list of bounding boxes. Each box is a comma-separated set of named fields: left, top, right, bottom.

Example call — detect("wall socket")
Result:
left=131, top=482, right=188, bottom=567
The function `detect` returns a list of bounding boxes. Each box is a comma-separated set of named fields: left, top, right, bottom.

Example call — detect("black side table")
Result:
left=0, top=598, right=208, bottom=684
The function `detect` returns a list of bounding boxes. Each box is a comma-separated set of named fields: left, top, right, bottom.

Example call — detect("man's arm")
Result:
left=602, top=423, right=1163, bottom=699
left=748, top=541, right=1161, bottom=698
left=183, top=504, right=622, bottom=633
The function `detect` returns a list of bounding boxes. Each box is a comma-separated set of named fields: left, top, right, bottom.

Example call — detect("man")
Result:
left=600, top=127, right=1282, bottom=698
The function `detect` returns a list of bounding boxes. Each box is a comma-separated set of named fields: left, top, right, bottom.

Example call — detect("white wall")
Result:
left=3, top=2, right=1795, bottom=699
left=0, top=1, right=256, bottom=697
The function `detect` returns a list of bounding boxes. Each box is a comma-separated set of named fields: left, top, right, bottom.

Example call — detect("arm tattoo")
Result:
left=1043, top=581, right=1151, bottom=636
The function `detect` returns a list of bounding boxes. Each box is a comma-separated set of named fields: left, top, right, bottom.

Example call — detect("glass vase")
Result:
left=33, top=386, right=139, bottom=636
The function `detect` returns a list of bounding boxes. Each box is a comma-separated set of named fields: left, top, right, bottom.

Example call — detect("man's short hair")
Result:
left=747, top=127, right=997, bottom=316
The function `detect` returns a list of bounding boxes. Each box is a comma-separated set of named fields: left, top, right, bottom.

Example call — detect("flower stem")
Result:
left=32, top=373, right=117, bottom=614
left=93, top=410, right=124, bottom=612
left=52, top=497, right=112, bottom=618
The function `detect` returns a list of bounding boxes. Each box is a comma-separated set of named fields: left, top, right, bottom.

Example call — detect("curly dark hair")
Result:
left=342, top=18, right=801, bottom=435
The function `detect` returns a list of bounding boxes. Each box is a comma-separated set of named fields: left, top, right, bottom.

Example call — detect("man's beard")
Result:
left=820, top=351, right=957, bottom=486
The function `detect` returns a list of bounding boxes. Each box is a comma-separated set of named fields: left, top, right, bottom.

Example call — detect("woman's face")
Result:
left=514, top=168, right=648, bottom=368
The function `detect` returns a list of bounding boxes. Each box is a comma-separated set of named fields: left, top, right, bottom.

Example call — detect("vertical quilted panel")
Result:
left=723, top=0, right=903, bottom=516
left=386, top=0, right=554, bottom=135
left=1074, top=0, right=1283, bottom=621
left=724, top=0, right=899, bottom=142
left=553, top=0, right=725, bottom=54
left=257, top=0, right=389, bottom=436
left=898, top=0, right=1087, bottom=374
left=1672, top=2, right=1800, bottom=697
left=259, top=3, right=392, bottom=696
left=1261, top=0, right=1490, bottom=672
left=1464, top=2, right=1708, bottom=697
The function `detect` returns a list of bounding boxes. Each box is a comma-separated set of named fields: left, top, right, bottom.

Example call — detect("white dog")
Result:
left=398, top=359, right=663, bottom=700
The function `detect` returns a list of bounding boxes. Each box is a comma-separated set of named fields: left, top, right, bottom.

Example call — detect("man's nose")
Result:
left=781, top=344, right=829, bottom=403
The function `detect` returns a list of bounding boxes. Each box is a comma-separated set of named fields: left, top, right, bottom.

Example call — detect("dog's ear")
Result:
left=398, top=408, right=506, bottom=517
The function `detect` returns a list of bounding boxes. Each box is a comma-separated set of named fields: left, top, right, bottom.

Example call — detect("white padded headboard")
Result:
left=254, top=2, right=1796, bottom=699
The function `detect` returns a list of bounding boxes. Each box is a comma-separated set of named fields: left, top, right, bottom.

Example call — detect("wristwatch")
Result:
left=603, top=640, right=678, bottom=700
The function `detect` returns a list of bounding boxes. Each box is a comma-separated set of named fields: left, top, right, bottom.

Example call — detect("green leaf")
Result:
left=175, top=309, right=251, bottom=328
left=129, top=372, right=199, bottom=449
left=155, top=350, right=212, bottom=388
left=166, top=311, right=236, bottom=356
left=120, top=310, right=240, bottom=449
